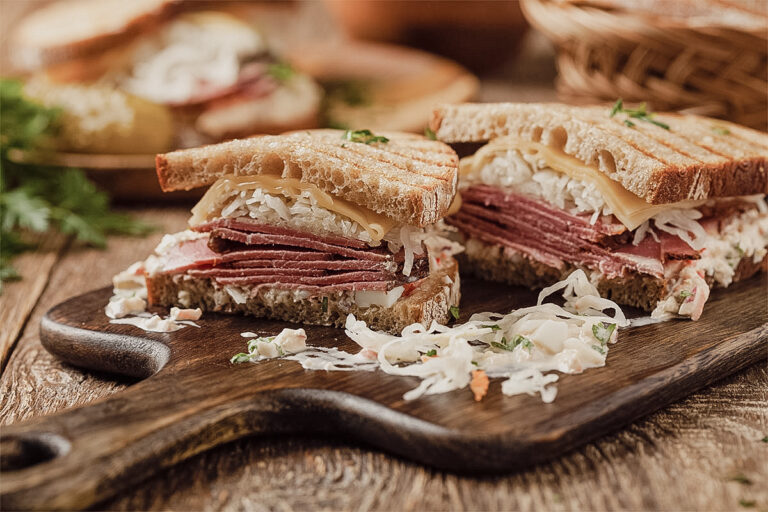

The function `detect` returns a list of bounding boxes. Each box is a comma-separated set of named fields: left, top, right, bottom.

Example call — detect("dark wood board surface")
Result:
left=1, top=273, right=766, bottom=510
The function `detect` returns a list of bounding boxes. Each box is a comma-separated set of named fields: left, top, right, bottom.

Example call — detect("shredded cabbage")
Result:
left=285, top=270, right=628, bottom=403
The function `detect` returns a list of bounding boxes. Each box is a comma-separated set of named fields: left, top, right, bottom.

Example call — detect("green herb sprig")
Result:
left=610, top=99, right=670, bottom=130
left=424, top=127, right=437, bottom=140
left=343, top=129, right=389, bottom=145
left=492, top=334, right=533, bottom=352
left=424, top=349, right=437, bottom=357
left=449, top=305, right=460, bottom=320
left=266, top=62, right=295, bottom=83
left=0, top=79, right=152, bottom=289
left=592, top=321, right=617, bottom=344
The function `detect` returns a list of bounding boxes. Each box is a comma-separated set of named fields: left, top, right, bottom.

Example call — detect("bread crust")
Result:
left=155, top=130, right=460, bottom=227
left=11, top=0, right=181, bottom=71
left=146, top=259, right=460, bottom=335
left=430, top=103, right=768, bottom=204
left=460, top=238, right=766, bottom=312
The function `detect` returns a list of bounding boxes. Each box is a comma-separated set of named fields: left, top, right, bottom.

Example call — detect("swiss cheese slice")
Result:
left=190, top=175, right=397, bottom=241
left=462, top=138, right=705, bottom=230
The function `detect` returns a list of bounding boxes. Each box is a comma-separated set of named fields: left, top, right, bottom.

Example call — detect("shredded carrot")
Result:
left=470, top=369, right=489, bottom=402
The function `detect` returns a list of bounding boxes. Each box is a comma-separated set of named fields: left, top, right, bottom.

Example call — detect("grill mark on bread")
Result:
left=156, top=129, right=459, bottom=226
left=335, top=144, right=457, bottom=181
left=432, top=103, right=768, bottom=203
left=307, top=145, right=441, bottom=192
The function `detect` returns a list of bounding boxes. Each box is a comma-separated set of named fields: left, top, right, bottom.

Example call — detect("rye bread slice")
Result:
left=155, top=129, right=459, bottom=227
left=430, top=103, right=768, bottom=204
left=461, top=238, right=766, bottom=312
left=146, top=258, right=460, bottom=335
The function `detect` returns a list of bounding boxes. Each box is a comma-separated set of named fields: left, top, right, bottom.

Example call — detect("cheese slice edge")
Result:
left=189, top=175, right=397, bottom=241
left=463, top=139, right=706, bottom=230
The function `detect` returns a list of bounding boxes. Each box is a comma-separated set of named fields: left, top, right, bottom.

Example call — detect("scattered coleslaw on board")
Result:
left=232, top=270, right=629, bottom=403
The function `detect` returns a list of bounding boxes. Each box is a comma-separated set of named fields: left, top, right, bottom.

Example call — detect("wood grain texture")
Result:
left=0, top=209, right=188, bottom=426
left=1, top=268, right=766, bottom=509
left=0, top=233, right=67, bottom=372
left=98, top=366, right=768, bottom=512
left=0, top=206, right=766, bottom=511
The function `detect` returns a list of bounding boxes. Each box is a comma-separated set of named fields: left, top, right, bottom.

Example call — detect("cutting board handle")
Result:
left=0, top=369, right=303, bottom=511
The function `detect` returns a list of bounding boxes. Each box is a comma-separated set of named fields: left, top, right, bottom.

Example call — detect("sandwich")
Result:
left=11, top=0, right=322, bottom=147
left=141, top=129, right=461, bottom=333
left=429, top=102, right=768, bottom=320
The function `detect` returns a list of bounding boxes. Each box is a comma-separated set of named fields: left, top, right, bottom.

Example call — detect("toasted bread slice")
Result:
left=146, top=258, right=460, bottom=335
left=461, top=238, right=767, bottom=311
left=11, top=0, right=178, bottom=71
left=156, top=130, right=459, bottom=226
left=430, top=103, right=768, bottom=204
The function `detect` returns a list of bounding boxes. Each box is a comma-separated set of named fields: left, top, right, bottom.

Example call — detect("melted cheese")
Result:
left=190, top=175, right=397, bottom=242
left=464, top=139, right=705, bottom=230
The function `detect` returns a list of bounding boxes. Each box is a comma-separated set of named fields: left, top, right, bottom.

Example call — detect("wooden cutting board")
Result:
left=1, top=275, right=766, bottom=510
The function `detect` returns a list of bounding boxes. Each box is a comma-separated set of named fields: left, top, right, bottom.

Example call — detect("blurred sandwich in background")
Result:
left=9, top=0, right=322, bottom=153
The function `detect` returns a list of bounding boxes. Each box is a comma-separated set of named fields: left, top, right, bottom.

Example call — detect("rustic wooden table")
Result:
left=2, top=207, right=767, bottom=511
left=1, top=22, right=767, bottom=508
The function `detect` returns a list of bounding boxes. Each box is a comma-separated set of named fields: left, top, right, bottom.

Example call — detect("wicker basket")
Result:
left=521, top=0, right=768, bottom=130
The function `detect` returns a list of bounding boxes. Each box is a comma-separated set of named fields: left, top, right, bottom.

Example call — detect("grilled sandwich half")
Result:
left=142, top=129, right=461, bottom=334
left=430, top=102, right=768, bottom=320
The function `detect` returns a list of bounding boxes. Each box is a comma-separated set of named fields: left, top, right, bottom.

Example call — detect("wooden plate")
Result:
left=0, top=274, right=765, bottom=510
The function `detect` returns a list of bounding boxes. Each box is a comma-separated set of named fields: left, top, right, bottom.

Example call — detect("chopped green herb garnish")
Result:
left=425, top=349, right=437, bottom=357
left=322, top=296, right=329, bottom=313
left=735, top=245, right=745, bottom=258
left=610, top=99, right=623, bottom=117
left=592, top=344, right=606, bottom=355
left=610, top=99, right=670, bottom=130
left=266, top=62, right=295, bottom=83
left=739, top=499, right=756, bottom=508
left=449, top=305, right=460, bottom=320
left=592, top=322, right=616, bottom=344
left=482, top=324, right=501, bottom=331
left=492, top=334, right=533, bottom=352
left=343, top=129, right=389, bottom=145
left=762, top=436, right=768, bottom=443
left=424, top=127, right=437, bottom=140
left=471, top=361, right=478, bottom=366
left=679, top=290, right=692, bottom=300
left=0, top=79, right=153, bottom=291
left=230, top=353, right=252, bottom=364
left=712, top=126, right=731, bottom=135
left=340, top=143, right=348, bottom=148
left=729, top=474, right=753, bottom=485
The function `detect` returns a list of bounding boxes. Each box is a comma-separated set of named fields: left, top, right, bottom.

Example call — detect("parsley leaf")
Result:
left=424, top=127, right=437, bottom=140
left=592, top=344, right=606, bottom=355
left=0, top=78, right=153, bottom=288
left=610, top=99, right=670, bottom=130
left=492, top=334, right=533, bottom=352
left=425, top=349, right=437, bottom=357
left=343, top=129, right=389, bottom=145
left=482, top=324, right=501, bottom=331
left=712, top=126, right=731, bottom=135
left=449, top=305, right=460, bottom=320
left=230, top=353, right=252, bottom=364
left=266, top=62, right=295, bottom=83
left=679, top=290, right=692, bottom=300
left=739, top=499, right=756, bottom=508
left=592, top=322, right=617, bottom=344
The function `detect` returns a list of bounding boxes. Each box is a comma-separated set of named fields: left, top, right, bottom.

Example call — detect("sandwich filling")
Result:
left=147, top=175, right=460, bottom=309
left=449, top=139, right=768, bottom=320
